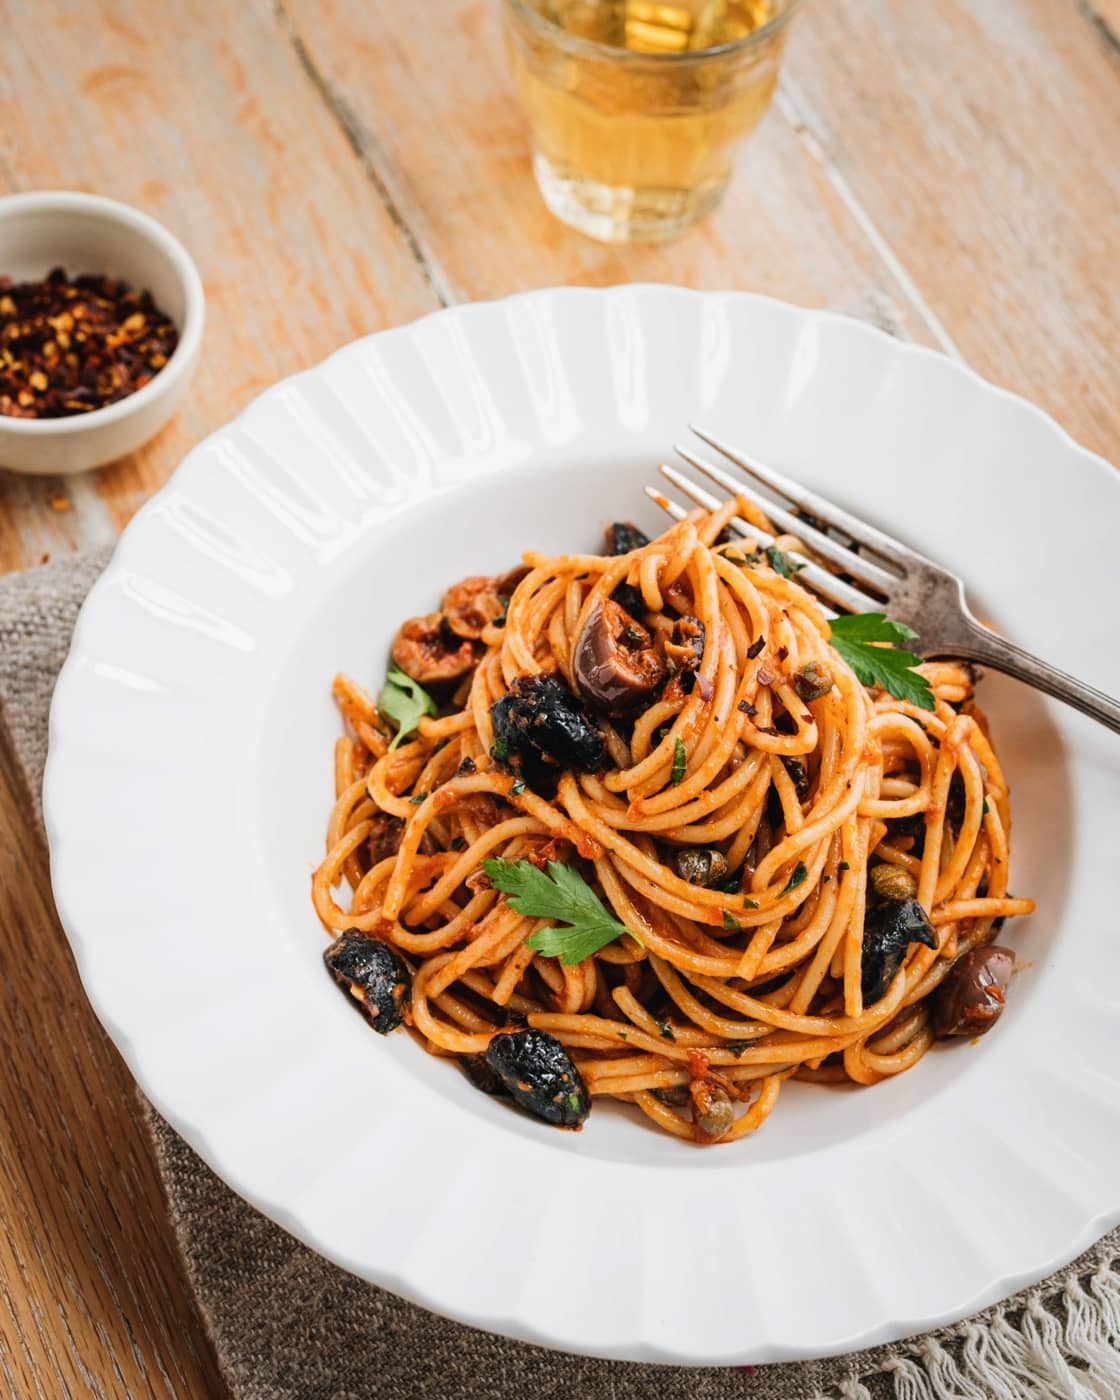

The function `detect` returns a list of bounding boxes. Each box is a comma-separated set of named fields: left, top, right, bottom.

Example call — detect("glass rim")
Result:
left=503, top=0, right=805, bottom=65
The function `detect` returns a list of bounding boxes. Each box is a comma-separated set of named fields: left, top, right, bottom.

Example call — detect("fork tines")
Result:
left=647, top=427, right=933, bottom=617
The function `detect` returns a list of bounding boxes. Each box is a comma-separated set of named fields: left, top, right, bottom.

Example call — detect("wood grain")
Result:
left=0, top=0, right=439, bottom=574
left=0, top=732, right=227, bottom=1398
left=0, top=0, right=1117, bottom=1392
left=282, top=0, right=951, bottom=335
left=785, top=0, right=1120, bottom=461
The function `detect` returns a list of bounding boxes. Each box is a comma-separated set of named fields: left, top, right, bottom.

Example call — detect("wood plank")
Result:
left=782, top=0, right=1120, bottom=462
left=1084, top=0, right=1120, bottom=44
left=0, top=731, right=227, bottom=1397
left=279, top=0, right=950, bottom=342
left=0, top=0, right=441, bottom=575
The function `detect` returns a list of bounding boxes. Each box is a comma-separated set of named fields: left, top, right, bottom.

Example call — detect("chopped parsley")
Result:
left=723, top=911, right=742, bottom=930
left=510, top=779, right=526, bottom=796
left=779, top=862, right=808, bottom=896
left=657, top=1019, right=676, bottom=1042
left=671, top=737, right=687, bottom=786
left=378, top=664, right=437, bottom=752
left=490, top=734, right=510, bottom=763
left=483, top=856, right=639, bottom=966
left=827, top=613, right=934, bottom=711
left=765, top=545, right=807, bottom=579
left=408, top=791, right=428, bottom=804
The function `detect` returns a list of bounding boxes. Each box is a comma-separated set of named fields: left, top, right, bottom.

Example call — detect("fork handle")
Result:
left=950, top=619, right=1120, bottom=734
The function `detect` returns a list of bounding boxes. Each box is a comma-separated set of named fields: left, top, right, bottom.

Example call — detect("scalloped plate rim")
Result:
left=43, top=285, right=1120, bottom=1365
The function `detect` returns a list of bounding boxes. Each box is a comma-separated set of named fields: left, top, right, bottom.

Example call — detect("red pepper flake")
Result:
left=0, top=267, right=178, bottom=420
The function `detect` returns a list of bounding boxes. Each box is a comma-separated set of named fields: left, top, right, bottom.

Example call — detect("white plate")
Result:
left=45, top=287, right=1120, bottom=1364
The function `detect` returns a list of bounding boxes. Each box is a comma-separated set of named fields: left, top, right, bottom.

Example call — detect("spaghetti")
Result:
left=312, top=495, right=1032, bottom=1144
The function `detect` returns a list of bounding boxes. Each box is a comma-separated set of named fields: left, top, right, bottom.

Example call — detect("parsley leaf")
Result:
left=779, top=861, right=808, bottom=896
left=483, top=857, right=640, bottom=967
left=765, top=545, right=806, bottom=579
left=510, top=780, right=526, bottom=796
left=671, top=737, right=687, bottom=786
left=723, top=910, right=742, bottom=930
left=379, top=664, right=438, bottom=751
left=827, top=613, right=935, bottom=711
left=408, top=791, right=428, bottom=804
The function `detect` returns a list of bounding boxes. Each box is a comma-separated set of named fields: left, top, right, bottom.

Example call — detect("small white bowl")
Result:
left=0, top=191, right=204, bottom=475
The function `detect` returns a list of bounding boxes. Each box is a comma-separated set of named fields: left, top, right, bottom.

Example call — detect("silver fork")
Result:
left=648, top=427, right=1120, bottom=734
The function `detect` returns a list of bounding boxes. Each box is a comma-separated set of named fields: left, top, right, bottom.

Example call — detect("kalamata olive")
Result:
left=458, top=1054, right=511, bottom=1096
left=664, top=616, right=705, bottom=674
left=367, top=812, right=404, bottom=867
left=572, top=599, right=666, bottom=715
left=494, top=563, right=531, bottom=599
left=675, top=847, right=729, bottom=887
left=391, top=613, right=479, bottom=685
left=604, top=521, right=650, bottom=556
left=323, top=932, right=411, bottom=1033
left=933, top=945, right=1014, bottom=1038
left=484, top=1028, right=591, bottom=1127
left=861, top=898, right=938, bottom=1004
left=793, top=660, right=834, bottom=702
left=690, top=1078, right=734, bottom=1140
left=441, top=576, right=507, bottom=640
left=869, top=862, right=918, bottom=903
left=490, top=673, right=604, bottom=791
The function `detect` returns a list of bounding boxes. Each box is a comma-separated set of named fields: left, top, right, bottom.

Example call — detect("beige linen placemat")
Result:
left=3, top=550, right=1120, bottom=1400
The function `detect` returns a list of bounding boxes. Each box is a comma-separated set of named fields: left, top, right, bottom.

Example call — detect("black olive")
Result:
left=611, top=581, right=646, bottom=617
left=604, top=521, right=651, bottom=556
left=861, top=899, right=938, bottom=1004
left=323, top=932, right=411, bottom=1033
left=485, top=1028, right=591, bottom=1128
left=945, top=772, right=966, bottom=830
left=781, top=755, right=810, bottom=802
left=489, top=673, right=604, bottom=794
left=886, top=811, right=927, bottom=856
left=458, top=1055, right=511, bottom=1096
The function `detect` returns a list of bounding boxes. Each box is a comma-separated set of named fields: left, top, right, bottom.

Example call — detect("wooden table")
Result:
left=0, top=0, right=1116, bottom=1391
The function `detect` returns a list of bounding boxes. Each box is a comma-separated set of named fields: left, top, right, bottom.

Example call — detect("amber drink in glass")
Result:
left=503, top=0, right=804, bottom=243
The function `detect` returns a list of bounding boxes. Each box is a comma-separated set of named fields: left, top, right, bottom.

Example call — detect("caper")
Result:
left=793, top=660, right=834, bottom=703
left=870, top=862, right=918, bottom=903
left=675, top=847, right=729, bottom=887
left=691, top=1079, right=734, bottom=1140
left=652, top=1083, right=691, bottom=1107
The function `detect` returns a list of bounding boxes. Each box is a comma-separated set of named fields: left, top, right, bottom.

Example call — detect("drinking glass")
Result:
left=502, top=0, right=805, bottom=244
